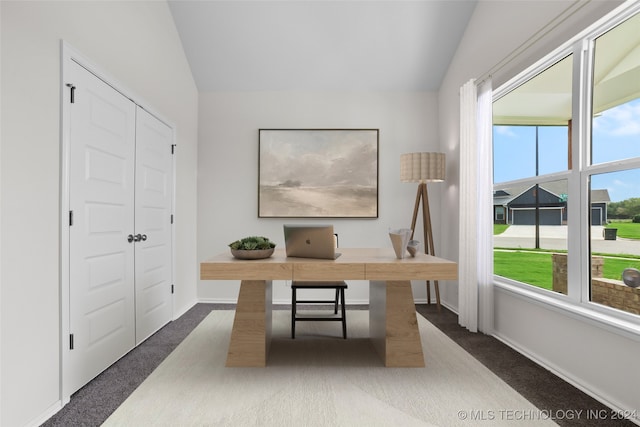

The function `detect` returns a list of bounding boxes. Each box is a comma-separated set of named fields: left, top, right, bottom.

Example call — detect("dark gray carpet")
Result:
left=42, top=303, right=633, bottom=426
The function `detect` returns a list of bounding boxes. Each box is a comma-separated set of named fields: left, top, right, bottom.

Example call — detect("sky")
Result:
left=494, top=98, right=640, bottom=202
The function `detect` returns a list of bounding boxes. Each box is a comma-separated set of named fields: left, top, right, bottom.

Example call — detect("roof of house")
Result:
left=493, top=183, right=610, bottom=206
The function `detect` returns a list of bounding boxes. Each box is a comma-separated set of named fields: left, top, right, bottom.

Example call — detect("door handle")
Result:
left=129, top=234, right=147, bottom=243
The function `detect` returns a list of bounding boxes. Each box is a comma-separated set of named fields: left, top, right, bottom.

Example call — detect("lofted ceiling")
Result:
left=168, top=0, right=477, bottom=92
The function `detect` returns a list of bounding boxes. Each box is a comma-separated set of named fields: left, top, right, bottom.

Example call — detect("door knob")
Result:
left=127, top=234, right=135, bottom=243
left=134, top=234, right=142, bottom=242
left=141, top=234, right=147, bottom=241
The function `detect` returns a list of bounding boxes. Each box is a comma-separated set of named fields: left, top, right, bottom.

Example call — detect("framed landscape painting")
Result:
left=259, top=129, right=379, bottom=218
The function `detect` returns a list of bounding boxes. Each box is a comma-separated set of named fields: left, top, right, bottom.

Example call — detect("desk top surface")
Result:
left=200, top=248, right=457, bottom=281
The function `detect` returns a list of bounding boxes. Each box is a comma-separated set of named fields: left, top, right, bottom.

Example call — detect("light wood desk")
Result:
left=200, top=248, right=457, bottom=367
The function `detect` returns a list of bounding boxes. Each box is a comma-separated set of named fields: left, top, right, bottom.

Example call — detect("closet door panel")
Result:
left=134, top=106, right=174, bottom=343
left=68, top=61, right=136, bottom=394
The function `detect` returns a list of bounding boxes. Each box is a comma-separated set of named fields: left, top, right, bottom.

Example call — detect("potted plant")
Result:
left=228, top=236, right=276, bottom=259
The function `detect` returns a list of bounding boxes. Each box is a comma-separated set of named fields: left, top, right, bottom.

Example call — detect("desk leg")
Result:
left=226, top=280, right=272, bottom=367
left=369, top=280, right=425, bottom=367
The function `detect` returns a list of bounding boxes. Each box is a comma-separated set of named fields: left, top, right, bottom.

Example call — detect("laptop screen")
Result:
left=283, top=224, right=339, bottom=259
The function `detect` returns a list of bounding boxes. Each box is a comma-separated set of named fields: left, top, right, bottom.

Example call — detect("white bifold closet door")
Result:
left=67, top=60, right=172, bottom=394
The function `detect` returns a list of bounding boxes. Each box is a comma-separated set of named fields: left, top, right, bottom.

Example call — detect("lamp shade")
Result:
left=400, top=152, right=445, bottom=182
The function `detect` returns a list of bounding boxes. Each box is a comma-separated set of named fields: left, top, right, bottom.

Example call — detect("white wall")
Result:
left=0, top=2, right=198, bottom=426
left=438, top=0, right=639, bottom=417
left=198, top=91, right=442, bottom=304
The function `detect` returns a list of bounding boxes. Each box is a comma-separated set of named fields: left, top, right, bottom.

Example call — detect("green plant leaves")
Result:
left=228, top=236, right=276, bottom=250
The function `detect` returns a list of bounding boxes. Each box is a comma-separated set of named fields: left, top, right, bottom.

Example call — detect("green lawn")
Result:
left=492, top=221, right=640, bottom=290
left=494, top=251, right=553, bottom=289
left=606, top=221, right=640, bottom=239
left=494, top=250, right=640, bottom=290
left=494, top=224, right=510, bottom=235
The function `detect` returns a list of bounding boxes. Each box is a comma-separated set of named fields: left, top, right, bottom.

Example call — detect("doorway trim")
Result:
left=59, top=41, right=176, bottom=403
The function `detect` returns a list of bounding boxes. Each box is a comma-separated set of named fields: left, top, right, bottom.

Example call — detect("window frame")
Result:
left=492, top=2, right=640, bottom=336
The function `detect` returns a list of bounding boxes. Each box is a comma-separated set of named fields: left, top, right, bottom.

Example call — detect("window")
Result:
left=591, top=12, right=640, bottom=166
left=493, top=5, right=640, bottom=319
left=493, top=125, right=569, bottom=182
left=587, top=13, right=640, bottom=315
left=493, top=56, right=572, bottom=295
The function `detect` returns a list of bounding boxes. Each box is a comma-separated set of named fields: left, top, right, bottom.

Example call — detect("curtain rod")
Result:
left=475, top=0, right=592, bottom=85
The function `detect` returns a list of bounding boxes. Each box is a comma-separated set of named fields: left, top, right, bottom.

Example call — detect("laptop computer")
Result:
left=283, top=224, right=341, bottom=259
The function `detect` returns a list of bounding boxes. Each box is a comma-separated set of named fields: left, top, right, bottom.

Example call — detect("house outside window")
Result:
left=492, top=8, right=640, bottom=318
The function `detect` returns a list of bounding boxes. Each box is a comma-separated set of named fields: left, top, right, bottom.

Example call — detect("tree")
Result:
left=608, top=198, right=640, bottom=219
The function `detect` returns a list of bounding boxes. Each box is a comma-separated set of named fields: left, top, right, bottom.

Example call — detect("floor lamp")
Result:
left=400, top=152, right=445, bottom=310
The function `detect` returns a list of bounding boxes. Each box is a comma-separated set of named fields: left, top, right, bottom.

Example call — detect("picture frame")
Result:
left=258, top=129, right=379, bottom=218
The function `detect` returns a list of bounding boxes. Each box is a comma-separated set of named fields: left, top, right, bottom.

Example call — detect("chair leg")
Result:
left=291, top=285, right=348, bottom=339
left=291, top=287, right=296, bottom=339
left=434, top=280, right=441, bottom=312
left=340, top=288, right=347, bottom=339
left=426, top=280, right=432, bottom=305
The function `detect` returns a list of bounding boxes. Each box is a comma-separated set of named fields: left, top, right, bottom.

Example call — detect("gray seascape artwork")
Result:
left=259, top=129, right=378, bottom=217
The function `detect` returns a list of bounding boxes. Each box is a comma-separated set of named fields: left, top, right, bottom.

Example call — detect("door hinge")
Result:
left=69, top=210, right=74, bottom=226
left=69, top=333, right=74, bottom=350
left=171, top=144, right=176, bottom=154
left=170, top=214, right=174, bottom=224
left=171, top=284, right=175, bottom=294
left=66, top=83, right=76, bottom=103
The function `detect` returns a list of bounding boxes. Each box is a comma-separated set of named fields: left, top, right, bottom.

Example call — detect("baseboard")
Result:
left=173, top=299, right=199, bottom=320
left=25, top=400, right=63, bottom=427
left=493, top=333, right=640, bottom=426
left=439, top=299, right=458, bottom=314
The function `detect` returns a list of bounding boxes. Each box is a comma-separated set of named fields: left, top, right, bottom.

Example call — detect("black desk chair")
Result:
left=291, top=234, right=347, bottom=339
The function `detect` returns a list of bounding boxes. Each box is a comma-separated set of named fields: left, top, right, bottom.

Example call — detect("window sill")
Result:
left=494, top=279, right=640, bottom=343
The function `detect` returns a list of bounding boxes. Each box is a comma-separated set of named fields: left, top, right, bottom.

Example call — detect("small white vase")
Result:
left=389, top=228, right=412, bottom=259
left=407, top=240, right=420, bottom=257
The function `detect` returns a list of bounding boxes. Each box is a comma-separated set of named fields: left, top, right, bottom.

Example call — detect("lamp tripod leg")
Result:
left=409, top=182, right=441, bottom=311
left=421, top=183, right=441, bottom=311
left=410, top=185, right=422, bottom=240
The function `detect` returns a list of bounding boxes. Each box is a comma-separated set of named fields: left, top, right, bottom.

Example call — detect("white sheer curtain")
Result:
left=476, top=79, right=494, bottom=333
left=458, top=78, right=493, bottom=333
